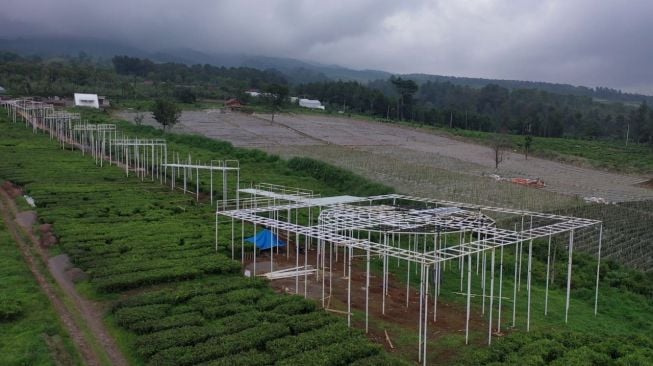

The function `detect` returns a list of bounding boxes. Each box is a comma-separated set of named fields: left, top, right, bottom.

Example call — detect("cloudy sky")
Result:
left=2, top=0, right=652, bottom=94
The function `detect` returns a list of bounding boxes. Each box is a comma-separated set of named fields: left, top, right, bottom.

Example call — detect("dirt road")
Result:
left=0, top=184, right=128, bottom=366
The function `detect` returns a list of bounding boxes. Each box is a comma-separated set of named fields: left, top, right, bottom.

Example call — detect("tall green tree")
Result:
left=390, top=77, right=418, bottom=120
left=173, top=87, right=196, bottom=104
left=151, top=99, right=181, bottom=132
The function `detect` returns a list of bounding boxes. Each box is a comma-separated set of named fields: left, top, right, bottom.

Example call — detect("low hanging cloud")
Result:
left=1, top=0, right=652, bottom=94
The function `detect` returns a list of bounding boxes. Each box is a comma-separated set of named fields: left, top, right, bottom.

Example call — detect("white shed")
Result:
left=299, top=98, right=325, bottom=110
left=74, top=93, right=99, bottom=108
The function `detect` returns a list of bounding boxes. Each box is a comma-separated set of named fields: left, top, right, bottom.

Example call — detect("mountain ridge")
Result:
left=1, top=36, right=650, bottom=104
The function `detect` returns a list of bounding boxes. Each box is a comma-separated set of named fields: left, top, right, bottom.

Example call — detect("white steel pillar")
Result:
left=465, top=252, right=472, bottom=344
left=545, top=231, right=552, bottom=316
left=488, top=248, right=495, bottom=345
left=594, top=224, right=603, bottom=315
left=347, top=245, right=352, bottom=327
left=497, top=245, right=504, bottom=333
left=527, top=238, right=533, bottom=332
left=365, top=245, right=370, bottom=333
left=512, top=242, right=518, bottom=328
left=422, top=264, right=429, bottom=366
left=565, top=230, right=574, bottom=323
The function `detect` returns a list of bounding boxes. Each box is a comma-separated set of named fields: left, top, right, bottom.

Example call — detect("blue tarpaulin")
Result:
left=245, top=229, right=287, bottom=250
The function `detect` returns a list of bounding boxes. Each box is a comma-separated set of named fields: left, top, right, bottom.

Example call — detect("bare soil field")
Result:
left=117, top=110, right=653, bottom=206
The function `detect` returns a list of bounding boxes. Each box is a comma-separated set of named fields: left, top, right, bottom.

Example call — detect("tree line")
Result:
left=1, top=51, right=652, bottom=143
left=402, top=73, right=653, bottom=105
left=295, top=78, right=653, bottom=143
left=0, top=52, right=286, bottom=101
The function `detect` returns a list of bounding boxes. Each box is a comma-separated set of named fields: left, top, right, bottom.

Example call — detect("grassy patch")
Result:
left=435, top=128, right=653, bottom=174
left=0, top=215, right=80, bottom=365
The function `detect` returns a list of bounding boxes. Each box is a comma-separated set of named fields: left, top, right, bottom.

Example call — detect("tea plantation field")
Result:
left=1, top=109, right=653, bottom=365
left=0, top=112, right=402, bottom=366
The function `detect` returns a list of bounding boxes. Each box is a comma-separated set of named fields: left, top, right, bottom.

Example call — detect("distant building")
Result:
left=46, top=96, right=66, bottom=107
left=0, top=86, right=6, bottom=94
left=74, top=93, right=99, bottom=108
left=225, top=98, right=243, bottom=111
left=245, top=90, right=261, bottom=97
left=98, top=96, right=110, bottom=108
left=299, top=98, right=325, bottom=110
left=246, top=90, right=275, bottom=98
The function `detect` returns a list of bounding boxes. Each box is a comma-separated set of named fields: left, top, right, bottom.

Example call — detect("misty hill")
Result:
left=0, top=37, right=149, bottom=60
left=146, top=48, right=391, bottom=84
left=403, top=74, right=653, bottom=105
left=1, top=37, right=651, bottom=104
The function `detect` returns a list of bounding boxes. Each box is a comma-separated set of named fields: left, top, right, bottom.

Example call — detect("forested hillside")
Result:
left=2, top=52, right=653, bottom=143
left=0, top=52, right=285, bottom=101
left=2, top=37, right=652, bottom=105
left=297, top=79, right=653, bottom=142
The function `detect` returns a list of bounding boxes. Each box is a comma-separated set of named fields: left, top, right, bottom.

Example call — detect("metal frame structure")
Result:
left=216, top=186, right=603, bottom=365
left=2, top=99, right=239, bottom=203
left=3, top=98, right=54, bottom=130
left=3, top=99, right=605, bottom=364
left=72, top=123, right=117, bottom=166
left=44, top=111, right=81, bottom=148
left=162, top=158, right=239, bottom=206
left=111, top=138, right=168, bottom=182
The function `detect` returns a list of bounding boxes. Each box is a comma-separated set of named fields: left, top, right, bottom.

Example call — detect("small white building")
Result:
left=74, top=93, right=99, bottom=108
left=0, top=86, right=6, bottom=94
left=245, top=91, right=261, bottom=97
left=299, top=98, right=325, bottom=110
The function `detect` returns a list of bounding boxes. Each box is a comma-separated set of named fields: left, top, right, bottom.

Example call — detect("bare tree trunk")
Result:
left=495, top=149, right=499, bottom=169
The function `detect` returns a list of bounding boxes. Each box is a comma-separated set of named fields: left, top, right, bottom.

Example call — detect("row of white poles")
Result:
left=4, top=101, right=241, bottom=206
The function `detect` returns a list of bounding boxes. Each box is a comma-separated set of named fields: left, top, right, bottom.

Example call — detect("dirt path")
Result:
left=48, top=254, right=129, bottom=366
left=0, top=185, right=128, bottom=366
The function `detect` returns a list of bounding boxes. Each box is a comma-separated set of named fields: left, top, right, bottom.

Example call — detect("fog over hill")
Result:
left=2, top=0, right=653, bottom=94
left=1, top=36, right=651, bottom=105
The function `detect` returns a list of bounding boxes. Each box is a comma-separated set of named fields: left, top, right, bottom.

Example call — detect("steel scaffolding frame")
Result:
left=162, top=159, right=240, bottom=206
left=111, top=138, right=168, bottom=182
left=72, top=123, right=117, bottom=166
left=216, top=188, right=603, bottom=365
left=3, top=99, right=240, bottom=202
left=44, top=111, right=81, bottom=148
left=2, top=99, right=605, bottom=364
